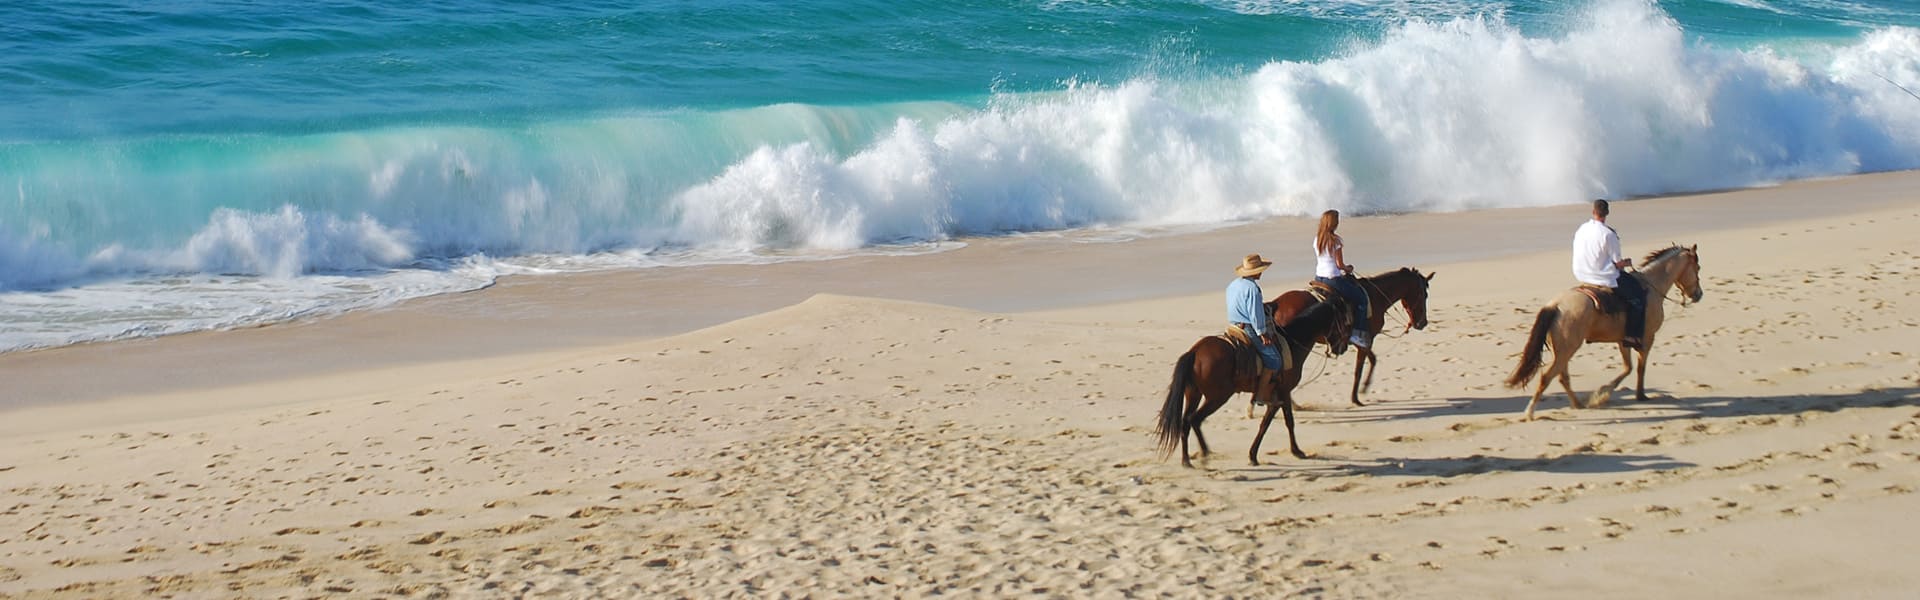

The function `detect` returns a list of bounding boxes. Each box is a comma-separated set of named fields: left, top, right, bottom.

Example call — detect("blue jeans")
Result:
left=1237, top=323, right=1283, bottom=371
left=1615, top=272, right=1647, bottom=342
left=1315, top=275, right=1370, bottom=340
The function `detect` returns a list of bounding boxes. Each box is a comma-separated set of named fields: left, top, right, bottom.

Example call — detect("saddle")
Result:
left=1574, top=273, right=1645, bottom=315
left=1218, top=325, right=1292, bottom=393
left=1305, top=278, right=1367, bottom=334
left=1306, top=280, right=1341, bottom=304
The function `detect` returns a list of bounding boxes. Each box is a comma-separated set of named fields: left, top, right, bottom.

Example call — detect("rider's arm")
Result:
left=1605, top=229, right=1628, bottom=270
left=1248, top=285, right=1272, bottom=335
left=1243, top=283, right=1277, bottom=345
left=1332, top=236, right=1353, bottom=273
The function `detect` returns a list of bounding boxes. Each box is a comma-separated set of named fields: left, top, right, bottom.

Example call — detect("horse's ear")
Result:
left=1425, top=271, right=1436, bottom=281
left=1690, top=243, right=1697, bottom=252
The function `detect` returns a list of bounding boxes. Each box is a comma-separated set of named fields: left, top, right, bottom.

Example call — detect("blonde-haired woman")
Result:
left=1314, top=210, right=1372, bottom=349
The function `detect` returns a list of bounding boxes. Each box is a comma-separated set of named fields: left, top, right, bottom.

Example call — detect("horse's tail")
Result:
left=1155, top=350, right=1197, bottom=457
left=1505, top=306, right=1559, bottom=388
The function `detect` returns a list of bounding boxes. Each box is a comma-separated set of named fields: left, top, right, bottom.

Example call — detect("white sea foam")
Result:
left=0, top=259, right=501, bottom=353
left=671, top=1, right=1920, bottom=248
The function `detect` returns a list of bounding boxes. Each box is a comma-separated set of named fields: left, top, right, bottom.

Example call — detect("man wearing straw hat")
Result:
left=1228, top=253, right=1283, bottom=406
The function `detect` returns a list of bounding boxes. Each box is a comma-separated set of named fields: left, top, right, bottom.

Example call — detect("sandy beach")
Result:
left=2, top=172, right=1917, bottom=597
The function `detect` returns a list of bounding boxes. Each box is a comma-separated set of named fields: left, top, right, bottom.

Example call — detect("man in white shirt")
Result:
left=1573, top=199, right=1645, bottom=349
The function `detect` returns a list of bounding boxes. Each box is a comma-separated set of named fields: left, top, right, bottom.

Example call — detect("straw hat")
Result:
left=1234, top=253, right=1273, bottom=277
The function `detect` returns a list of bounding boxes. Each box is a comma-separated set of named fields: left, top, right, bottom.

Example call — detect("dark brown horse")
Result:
left=1267, top=268, right=1435, bottom=408
left=1154, top=300, right=1351, bottom=468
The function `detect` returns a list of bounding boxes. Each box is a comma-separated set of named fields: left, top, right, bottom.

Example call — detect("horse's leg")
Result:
left=1248, top=390, right=1306, bottom=465
left=1361, top=350, right=1378, bottom=394
left=1523, top=375, right=1548, bottom=422
left=1634, top=339, right=1653, bottom=402
left=1555, top=335, right=1584, bottom=410
left=1192, top=383, right=1239, bottom=465
left=1280, top=388, right=1306, bottom=459
left=1178, top=380, right=1203, bottom=468
left=1528, top=339, right=1580, bottom=421
left=1249, top=401, right=1281, bottom=466
left=1186, top=390, right=1212, bottom=464
left=1591, top=343, right=1634, bottom=409
left=1557, top=367, right=1580, bottom=410
left=1193, top=388, right=1234, bottom=458
left=1524, top=363, right=1555, bottom=422
left=1191, top=419, right=1210, bottom=461
left=1348, top=349, right=1369, bottom=407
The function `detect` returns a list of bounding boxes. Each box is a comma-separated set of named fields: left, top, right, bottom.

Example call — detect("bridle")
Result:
left=1359, top=273, right=1428, bottom=338
left=1660, top=249, right=1702, bottom=307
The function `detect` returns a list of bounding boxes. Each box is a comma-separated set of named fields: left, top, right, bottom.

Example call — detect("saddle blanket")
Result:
left=1219, top=324, right=1291, bottom=392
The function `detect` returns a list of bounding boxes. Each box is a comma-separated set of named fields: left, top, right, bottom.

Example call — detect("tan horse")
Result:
left=1505, top=244, right=1704, bottom=420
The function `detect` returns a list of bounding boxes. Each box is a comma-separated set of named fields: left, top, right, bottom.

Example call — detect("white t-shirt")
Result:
left=1314, top=235, right=1344, bottom=278
left=1572, top=219, right=1623, bottom=287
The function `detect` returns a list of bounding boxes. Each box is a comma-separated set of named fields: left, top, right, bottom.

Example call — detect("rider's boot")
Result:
left=1251, top=369, right=1278, bottom=410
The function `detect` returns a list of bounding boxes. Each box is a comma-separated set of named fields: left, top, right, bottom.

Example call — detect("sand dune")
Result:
left=1, top=190, right=1917, bottom=597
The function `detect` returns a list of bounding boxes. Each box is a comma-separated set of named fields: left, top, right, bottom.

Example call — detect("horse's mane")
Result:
left=1285, top=297, right=1340, bottom=328
left=1640, top=245, right=1686, bottom=267
left=1368, top=267, right=1420, bottom=280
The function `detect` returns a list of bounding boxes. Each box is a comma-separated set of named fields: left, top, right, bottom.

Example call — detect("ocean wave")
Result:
left=2, top=0, right=1918, bottom=351
left=5, top=0, right=1917, bottom=296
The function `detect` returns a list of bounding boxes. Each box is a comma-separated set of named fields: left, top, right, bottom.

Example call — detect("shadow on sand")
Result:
left=1317, top=383, right=1920, bottom=427
left=1215, top=384, right=1919, bottom=482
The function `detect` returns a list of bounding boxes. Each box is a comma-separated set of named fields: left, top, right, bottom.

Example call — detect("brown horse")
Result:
left=1154, top=300, right=1352, bottom=468
left=1264, top=267, right=1435, bottom=410
left=1505, top=245, right=1704, bottom=420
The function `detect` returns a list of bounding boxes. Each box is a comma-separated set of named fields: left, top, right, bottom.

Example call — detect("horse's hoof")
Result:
left=1350, top=400, right=1366, bottom=408
left=1291, top=450, right=1308, bottom=459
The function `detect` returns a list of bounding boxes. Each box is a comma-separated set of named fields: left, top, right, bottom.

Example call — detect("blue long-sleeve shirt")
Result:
left=1226, top=277, right=1270, bottom=335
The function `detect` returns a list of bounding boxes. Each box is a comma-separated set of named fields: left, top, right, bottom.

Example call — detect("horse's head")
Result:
left=1676, top=244, right=1704, bottom=304
left=1400, top=268, right=1435, bottom=331
left=1643, top=244, right=1705, bottom=305
left=1368, top=267, right=1433, bottom=332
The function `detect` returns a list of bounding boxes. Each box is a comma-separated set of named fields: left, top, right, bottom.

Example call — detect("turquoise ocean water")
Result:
left=3, top=0, right=1919, bottom=351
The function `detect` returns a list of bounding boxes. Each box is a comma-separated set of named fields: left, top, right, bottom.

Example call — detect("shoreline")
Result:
left=4, top=170, right=1917, bottom=414
left=0, top=170, right=1912, bottom=417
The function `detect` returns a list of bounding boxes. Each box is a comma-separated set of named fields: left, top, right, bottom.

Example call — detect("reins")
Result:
left=1358, top=276, right=1416, bottom=340
left=1286, top=331, right=1341, bottom=388
left=1663, top=288, right=1691, bottom=307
